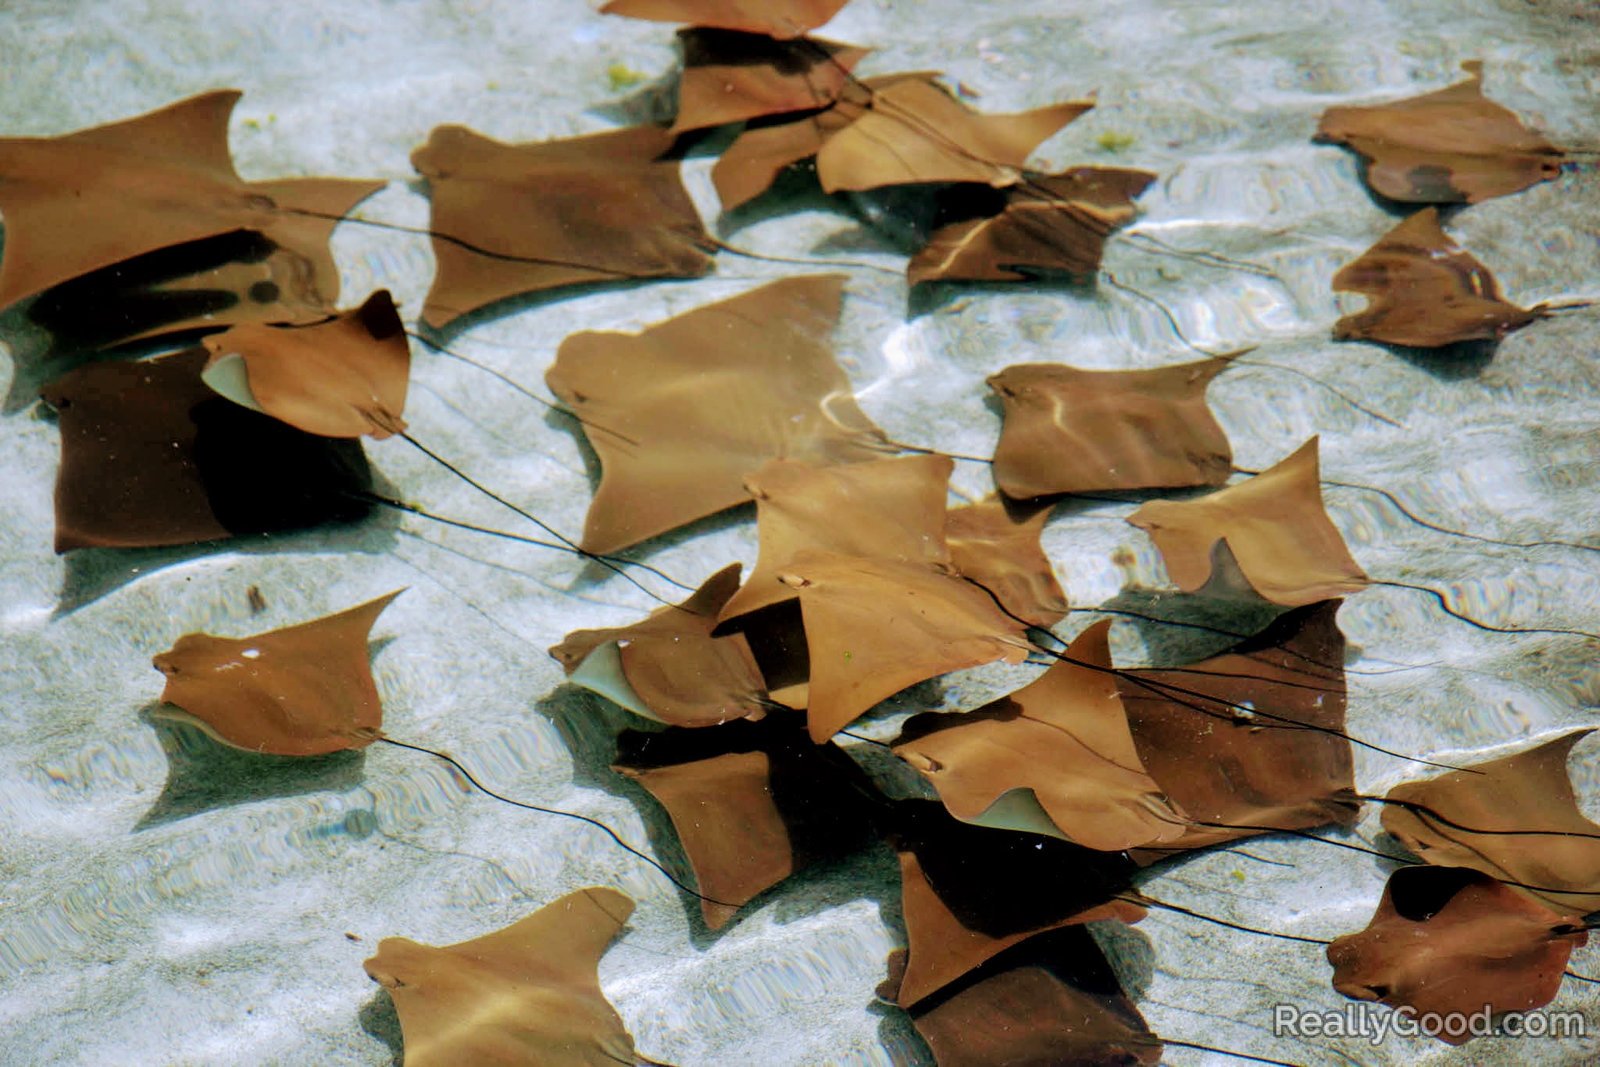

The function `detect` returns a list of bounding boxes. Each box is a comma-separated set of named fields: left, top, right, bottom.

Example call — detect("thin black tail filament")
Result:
left=396, top=430, right=694, bottom=602
left=376, top=735, right=738, bottom=910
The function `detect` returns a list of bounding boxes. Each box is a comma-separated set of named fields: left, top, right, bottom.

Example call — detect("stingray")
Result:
left=893, top=620, right=1188, bottom=852
left=711, top=73, right=1088, bottom=210
left=709, top=73, right=909, bottom=210
left=409, top=123, right=715, bottom=328
left=551, top=563, right=768, bottom=728
left=42, top=348, right=374, bottom=551
left=670, top=29, right=869, bottom=134
left=814, top=76, right=1092, bottom=192
left=0, top=89, right=381, bottom=339
left=716, top=454, right=954, bottom=623
left=880, top=927, right=1163, bottom=1066
left=1125, top=437, right=1369, bottom=607
left=778, top=551, right=1032, bottom=741
left=198, top=289, right=410, bottom=439
left=886, top=799, right=1142, bottom=1008
left=1381, top=729, right=1600, bottom=913
left=151, top=590, right=401, bottom=757
left=363, top=887, right=651, bottom=1067
left=716, top=457, right=1067, bottom=629
left=1314, top=60, right=1566, bottom=204
left=1118, top=600, right=1359, bottom=858
left=600, top=0, right=851, bottom=38
left=1327, top=866, right=1587, bottom=1044
left=1332, top=207, right=1547, bottom=348
left=988, top=357, right=1233, bottom=500
left=545, top=275, right=892, bottom=555
left=943, top=497, right=1068, bottom=628
left=611, top=717, right=879, bottom=928
left=907, top=166, right=1157, bottom=285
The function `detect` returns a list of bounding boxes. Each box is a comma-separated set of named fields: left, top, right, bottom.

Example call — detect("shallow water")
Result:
left=1, top=0, right=1599, bottom=1064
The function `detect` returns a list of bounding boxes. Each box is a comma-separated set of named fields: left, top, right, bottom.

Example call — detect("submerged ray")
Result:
left=988, top=358, right=1232, bottom=500
left=0, top=90, right=380, bottom=336
left=546, top=275, right=891, bottom=554
left=43, top=349, right=373, bottom=551
left=1120, top=600, right=1359, bottom=857
left=552, top=563, right=767, bottom=727
left=363, top=887, right=647, bottom=1067
left=1332, top=207, right=1545, bottom=348
left=410, top=123, right=714, bottom=327
left=612, top=717, right=879, bottom=928
left=152, top=591, right=401, bottom=757
left=200, top=290, right=411, bottom=439
left=894, top=621, right=1186, bottom=851
left=1126, top=437, right=1368, bottom=606
left=1315, top=60, right=1566, bottom=204
left=1382, top=730, right=1600, bottom=913
left=1328, top=865, right=1586, bottom=1045
left=672, top=29, right=869, bottom=133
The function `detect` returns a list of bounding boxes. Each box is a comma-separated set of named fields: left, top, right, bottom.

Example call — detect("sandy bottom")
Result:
left=1, top=1, right=1598, bottom=1063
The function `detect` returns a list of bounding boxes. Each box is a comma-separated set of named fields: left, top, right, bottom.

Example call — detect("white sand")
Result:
left=1, top=1, right=1598, bottom=1063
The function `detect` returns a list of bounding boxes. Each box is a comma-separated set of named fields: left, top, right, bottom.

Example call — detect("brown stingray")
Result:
left=1315, top=60, right=1566, bottom=204
left=0, top=90, right=380, bottom=331
left=816, top=76, right=1092, bottom=192
left=551, top=563, right=767, bottom=727
left=713, top=107, right=850, bottom=210
left=612, top=717, right=879, bottom=928
left=709, top=74, right=914, bottom=210
left=600, top=0, right=851, bottom=38
left=717, top=454, right=954, bottom=623
left=781, top=551, right=1032, bottom=741
left=1328, top=866, right=1587, bottom=1045
left=908, top=166, right=1156, bottom=285
left=199, top=290, right=410, bottom=439
left=1382, top=730, right=1600, bottom=914
left=1126, top=437, right=1368, bottom=607
left=546, top=275, right=891, bottom=555
left=891, top=941, right=1164, bottom=1067
left=363, top=887, right=646, bottom=1067
left=894, top=621, right=1187, bottom=852
left=707, top=70, right=934, bottom=211
left=887, top=800, right=1143, bottom=1008
left=409, top=123, right=714, bottom=328
left=672, top=29, right=869, bottom=134
left=884, top=933, right=1164, bottom=1067
left=151, top=590, right=401, bottom=757
left=988, top=358, right=1233, bottom=501
left=1119, top=600, right=1359, bottom=858
left=1332, top=207, right=1546, bottom=348
left=42, top=348, right=374, bottom=552
left=944, top=497, right=1068, bottom=628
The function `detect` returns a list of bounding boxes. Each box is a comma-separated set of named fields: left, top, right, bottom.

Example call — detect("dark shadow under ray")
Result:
left=134, top=704, right=368, bottom=829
